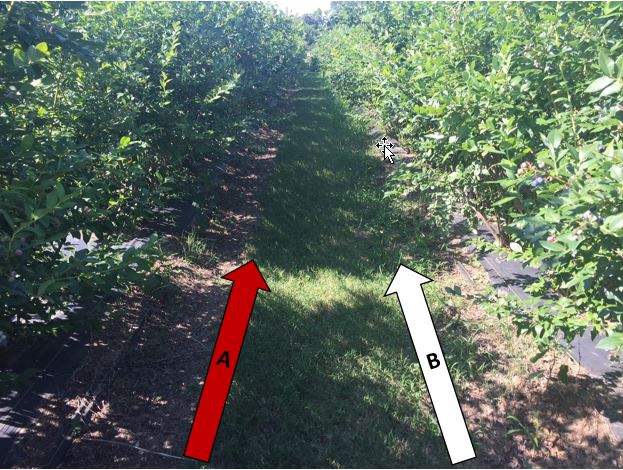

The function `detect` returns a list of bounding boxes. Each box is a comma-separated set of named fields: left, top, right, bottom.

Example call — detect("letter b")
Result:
left=426, top=353, right=440, bottom=370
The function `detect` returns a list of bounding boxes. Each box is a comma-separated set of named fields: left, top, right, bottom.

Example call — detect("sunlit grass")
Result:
left=181, top=229, right=217, bottom=266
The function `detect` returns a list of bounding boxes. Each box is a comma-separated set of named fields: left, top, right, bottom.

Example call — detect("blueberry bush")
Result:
left=313, top=2, right=623, bottom=357
left=0, top=2, right=305, bottom=341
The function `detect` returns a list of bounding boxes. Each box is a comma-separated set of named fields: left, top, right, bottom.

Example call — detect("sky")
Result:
left=271, top=0, right=333, bottom=16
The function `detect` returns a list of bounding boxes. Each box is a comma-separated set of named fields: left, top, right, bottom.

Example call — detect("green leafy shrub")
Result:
left=0, top=2, right=305, bottom=341
left=314, top=2, right=623, bottom=357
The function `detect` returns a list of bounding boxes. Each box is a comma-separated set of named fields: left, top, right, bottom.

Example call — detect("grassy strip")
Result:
left=211, top=75, right=481, bottom=467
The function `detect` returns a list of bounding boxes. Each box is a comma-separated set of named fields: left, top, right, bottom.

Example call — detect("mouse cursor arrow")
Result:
left=383, top=145, right=395, bottom=164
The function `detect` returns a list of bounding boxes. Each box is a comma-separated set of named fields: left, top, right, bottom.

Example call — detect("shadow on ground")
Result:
left=467, top=370, right=623, bottom=468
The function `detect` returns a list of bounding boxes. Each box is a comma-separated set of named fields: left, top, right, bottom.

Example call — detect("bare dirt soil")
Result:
left=440, top=246, right=623, bottom=469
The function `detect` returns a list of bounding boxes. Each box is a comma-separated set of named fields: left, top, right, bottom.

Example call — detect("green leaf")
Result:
left=585, top=76, right=615, bottom=93
left=12, top=47, right=27, bottom=67
left=444, top=286, right=462, bottom=296
left=55, top=183, right=66, bottom=200
left=35, top=42, right=49, bottom=55
left=37, top=278, right=57, bottom=297
left=493, top=196, right=517, bottom=206
left=530, top=349, right=547, bottom=363
left=599, top=49, right=615, bottom=75
left=539, top=240, right=565, bottom=252
left=26, top=44, right=48, bottom=63
left=119, top=136, right=132, bottom=148
left=610, top=165, right=623, bottom=183
left=616, top=54, right=623, bottom=79
left=0, top=210, right=15, bottom=230
left=19, top=134, right=34, bottom=152
left=46, top=191, right=57, bottom=209
left=597, top=333, right=623, bottom=351
left=561, top=273, right=587, bottom=290
left=603, top=213, right=623, bottom=235
left=600, top=80, right=622, bottom=97
left=547, top=129, right=562, bottom=149
left=527, top=370, right=544, bottom=381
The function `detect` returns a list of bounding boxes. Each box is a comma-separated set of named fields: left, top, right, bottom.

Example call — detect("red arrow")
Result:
left=184, top=260, right=270, bottom=463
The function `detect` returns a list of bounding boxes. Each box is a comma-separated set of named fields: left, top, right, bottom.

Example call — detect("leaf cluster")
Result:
left=315, top=2, right=623, bottom=356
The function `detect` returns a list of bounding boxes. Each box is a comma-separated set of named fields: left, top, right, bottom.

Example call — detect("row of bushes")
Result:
left=0, top=2, right=305, bottom=341
left=313, top=2, right=623, bottom=357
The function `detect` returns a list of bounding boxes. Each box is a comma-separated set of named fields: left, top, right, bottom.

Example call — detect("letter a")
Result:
left=426, top=353, right=440, bottom=370
left=216, top=351, right=230, bottom=368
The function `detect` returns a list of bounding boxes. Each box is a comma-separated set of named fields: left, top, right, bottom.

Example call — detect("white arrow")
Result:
left=385, top=264, right=476, bottom=465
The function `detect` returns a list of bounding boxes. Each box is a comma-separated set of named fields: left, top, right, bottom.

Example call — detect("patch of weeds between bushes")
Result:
left=181, top=230, right=218, bottom=266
